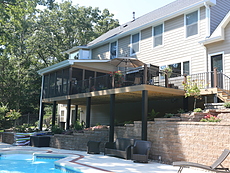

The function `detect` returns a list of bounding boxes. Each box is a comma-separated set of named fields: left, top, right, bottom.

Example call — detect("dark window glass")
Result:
left=131, top=33, right=139, bottom=54
left=186, top=11, right=198, bottom=37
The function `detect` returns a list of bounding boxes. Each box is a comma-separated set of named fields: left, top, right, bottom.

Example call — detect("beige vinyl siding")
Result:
left=139, top=7, right=207, bottom=75
left=118, top=35, right=130, bottom=57
left=206, top=22, right=230, bottom=77
left=210, top=0, right=230, bottom=34
left=91, top=44, right=110, bottom=60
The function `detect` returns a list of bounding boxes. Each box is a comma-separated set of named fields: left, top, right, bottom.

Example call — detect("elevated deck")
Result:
left=42, top=84, right=185, bottom=105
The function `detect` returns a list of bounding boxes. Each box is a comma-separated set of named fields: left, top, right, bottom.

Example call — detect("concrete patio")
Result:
left=0, top=142, right=209, bottom=173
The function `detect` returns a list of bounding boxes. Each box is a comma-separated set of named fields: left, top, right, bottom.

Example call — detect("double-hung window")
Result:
left=153, top=24, right=163, bottom=47
left=131, top=33, right=140, bottom=55
left=186, top=10, right=198, bottom=37
left=110, top=41, right=117, bottom=59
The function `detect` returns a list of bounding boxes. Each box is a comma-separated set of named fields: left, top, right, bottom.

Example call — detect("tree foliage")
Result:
left=0, top=0, right=119, bottom=117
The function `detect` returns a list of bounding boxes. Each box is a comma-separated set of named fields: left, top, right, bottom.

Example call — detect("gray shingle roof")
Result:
left=87, top=0, right=210, bottom=47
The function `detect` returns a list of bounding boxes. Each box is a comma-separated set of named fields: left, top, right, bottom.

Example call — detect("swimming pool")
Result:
left=0, top=154, right=82, bottom=173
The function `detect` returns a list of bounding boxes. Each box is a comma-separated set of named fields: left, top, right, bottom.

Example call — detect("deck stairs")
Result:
left=217, top=89, right=230, bottom=102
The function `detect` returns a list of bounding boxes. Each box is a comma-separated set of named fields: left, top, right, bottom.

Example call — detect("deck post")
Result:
left=213, top=67, right=218, bottom=88
left=52, top=101, right=57, bottom=126
left=66, top=99, right=71, bottom=130
left=165, top=73, right=168, bottom=87
left=142, top=90, right=148, bottom=141
left=109, top=94, right=115, bottom=142
left=74, top=105, right=79, bottom=122
left=38, top=103, right=44, bottom=130
left=86, top=97, right=91, bottom=128
left=143, top=64, right=147, bottom=84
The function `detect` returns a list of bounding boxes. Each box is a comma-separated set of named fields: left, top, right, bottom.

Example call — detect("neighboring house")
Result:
left=37, top=0, right=230, bottom=140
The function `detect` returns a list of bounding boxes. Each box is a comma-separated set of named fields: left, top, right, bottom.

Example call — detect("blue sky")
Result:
left=57, top=0, right=175, bottom=24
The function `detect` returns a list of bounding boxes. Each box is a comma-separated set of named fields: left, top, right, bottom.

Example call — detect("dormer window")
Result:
left=185, top=10, right=198, bottom=37
left=153, top=24, right=163, bottom=47
left=110, top=41, right=117, bottom=59
left=131, top=33, right=140, bottom=55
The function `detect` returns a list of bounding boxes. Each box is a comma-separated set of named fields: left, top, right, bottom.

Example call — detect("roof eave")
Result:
left=37, top=59, right=110, bottom=75
left=37, top=60, right=75, bottom=75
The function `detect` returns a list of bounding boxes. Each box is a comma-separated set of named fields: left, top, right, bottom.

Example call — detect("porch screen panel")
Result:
left=43, top=75, right=49, bottom=99
left=72, top=68, right=83, bottom=94
left=62, top=68, right=69, bottom=95
left=56, top=70, right=63, bottom=96
left=49, top=73, right=56, bottom=97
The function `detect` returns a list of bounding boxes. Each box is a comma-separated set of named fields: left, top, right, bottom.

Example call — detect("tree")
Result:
left=183, top=77, right=203, bottom=110
left=0, top=0, right=119, bottom=117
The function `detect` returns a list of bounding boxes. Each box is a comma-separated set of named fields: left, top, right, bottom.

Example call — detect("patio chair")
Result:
left=131, top=140, right=151, bottom=163
left=173, top=149, right=230, bottom=173
left=87, top=141, right=101, bottom=154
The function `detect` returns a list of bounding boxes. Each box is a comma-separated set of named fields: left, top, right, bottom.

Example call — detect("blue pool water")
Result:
left=0, top=154, right=78, bottom=173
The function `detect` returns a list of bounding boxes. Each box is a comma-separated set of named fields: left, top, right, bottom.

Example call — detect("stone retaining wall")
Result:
left=49, top=129, right=109, bottom=152
left=115, top=120, right=230, bottom=167
left=1, top=110, right=230, bottom=167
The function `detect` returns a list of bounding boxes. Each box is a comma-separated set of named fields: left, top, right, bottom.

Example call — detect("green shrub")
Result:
left=74, top=121, right=83, bottom=131
left=51, top=125, right=63, bottom=134
left=193, top=108, right=202, bottom=112
left=177, top=108, right=185, bottom=114
left=164, top=113, right=174, bottom=118
left=223, top=102, right=230, bottom=108
left=148, top=109, right=159, bottom=120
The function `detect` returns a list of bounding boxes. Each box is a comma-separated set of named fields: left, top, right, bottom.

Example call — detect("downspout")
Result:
left=204, top=2, right=211, bottom=37
left=38, top=75, right=44, bottom=130
left=204, top=2, right=211, bottom=75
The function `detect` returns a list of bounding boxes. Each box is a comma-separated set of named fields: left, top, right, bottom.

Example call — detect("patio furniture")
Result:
left=30, top=136, right=50, bottom=147
left=173, top=149, right=230, bottom=173
left=131, top=140, right=151, bottom=163
left=87, top=141, right=101, bottom=154
left=104, top=138, right=134, bottom=159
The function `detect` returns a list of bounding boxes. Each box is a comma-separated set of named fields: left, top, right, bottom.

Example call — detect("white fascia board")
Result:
left=37, top=59, right=75, bottom=75
left=64, top=46, right=89, bottom=54
left=199, top=36, right=223, bottom=45
left=88, top=0, right=216, bottom=49
left=199, top=11, right=230, bottom=45
left=37, top=59, right=110, bottom=75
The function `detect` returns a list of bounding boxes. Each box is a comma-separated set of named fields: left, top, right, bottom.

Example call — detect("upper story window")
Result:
left=153, top=24, right=163, bottom=47
left=110, top=41, right=117, bottom=59
left=131, top=33, right=140, bottom=55
left=185, top=10, right=198, bottom=38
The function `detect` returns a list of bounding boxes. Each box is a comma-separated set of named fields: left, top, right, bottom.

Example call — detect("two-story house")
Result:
left=38, top=0, right=230, bottom=141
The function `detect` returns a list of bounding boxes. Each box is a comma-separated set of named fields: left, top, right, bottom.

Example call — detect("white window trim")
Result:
left=184, top=9, right=200, bottom=39
left=109, top=41, right=118, bottom=59
left=130, top=32, right=140, bottom=56
left=208, top=52, right=224, bottom=73
left=152, top=23, right=164, bottom=48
